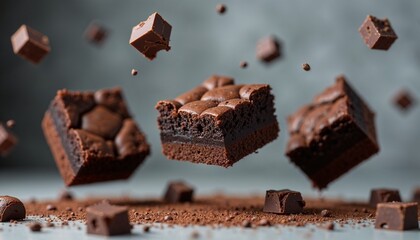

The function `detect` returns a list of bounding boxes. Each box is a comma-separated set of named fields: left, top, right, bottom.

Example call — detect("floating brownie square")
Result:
left=129, top=12, right=172, bottom=60
left=87, top=202, right=131, bottom=236
left=393, top=89, right=415, bottom=112
left=256, top=36, right=281, bottom=63
left=285, top=76, right=379, bottom=189
left=164, top=181, right=194, bottom=203
left=369, top=188, right=402, bottom=208
left=0, top=123, right=18, bottom=157
left=42, top=88, right=150, bottom=186
left=358, top=15, right=397, bottom=50
left=155, top=75, right=279, bottom=167
left=11, top=25, right=51, bottom=64
left=375, top=202, right=418, bottom=231
left=263, top=189, right=305, bottom=214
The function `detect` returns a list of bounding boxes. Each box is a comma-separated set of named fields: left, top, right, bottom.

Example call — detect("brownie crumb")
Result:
left=131, top=69, right=138, bottom=76
left=320, top=222, right=335, bottom=231
left=190, top=230, right=200, bottom=239
left=28, top=222, right=42, bottom=232
left=143, top=225, right=150, bottom=232
left=46, top=204, right=57, bottom=211
left=216, top=4, right=227, bottom=14
left=239, top=61, right=248, bottom=69
left=59, top=190, right=74, bottom=201
left=164, top=215, right=173, bottom=221
left=302, top=63, right=311, bottom=71
left=258, top=218, right=271, bottom=226
left=6, top=120, right=15, bottom=128
left=46, top=222, right=55, bottom=228
left=320, top=209, right=331, bottom=217
left=242, top=220, right=252, bottom=228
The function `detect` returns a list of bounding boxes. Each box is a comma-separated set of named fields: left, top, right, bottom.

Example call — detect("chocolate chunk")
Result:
left=129, top=12, right=172, bottom=60
left=393, top=89, right=415, bottom=112
left=263, top=189, right=305, bottom=214
left=0, top=123, right=18, bottom=156
left=358, top=15, right=397, bottom=50
left=239, top=61, right=248, bottom=68
left=155, top=76, right=279, bottom=167
left=6, top=120, right=15, bottom=128
left=131, top=69, right=138, bottom=76
left=285, top=75, right=379, bottom=189
left=85, top=22, right=107, bottom=45
left=42, top=88, right=150, bottom=186
left=164, top=181, right=194, bottom=203
left=302, top=63, right=311, bottom=71
left=10, top=25, right=50, bottom=64
left=58, top=190, right=74, bottom=201
left=28, top=222, right=42, bottom=232
left=87, top=202, right=131, bottom=236
left=82, top=106, right=123, bottom=139
left=216, top=4, right=227, bottom=14
left=0, top=196, right=26, bottom=222
left=369, top=189, right=402, bottom=208
left=375, top=202, right=418, bottom=231
left=256, top=36, right=281, bottom=63
left=412, top=188, right=420, bottom=202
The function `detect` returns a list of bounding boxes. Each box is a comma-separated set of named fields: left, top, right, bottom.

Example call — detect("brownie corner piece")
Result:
left=285, top=75, right=379, bottom=189
left=42, top=87, right=150, bottom=186
left=155, top=75, right=279, bottom=167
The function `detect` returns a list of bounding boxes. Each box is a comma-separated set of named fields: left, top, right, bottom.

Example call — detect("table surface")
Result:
left=1, top=167, right=419, bottom=240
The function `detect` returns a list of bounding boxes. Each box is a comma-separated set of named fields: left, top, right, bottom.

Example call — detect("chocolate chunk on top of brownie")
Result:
left=155, top=75, right=279, bottom=167
left=285, top=75, right=379, bottom=189
left=42, top=88, right=150, bottom=186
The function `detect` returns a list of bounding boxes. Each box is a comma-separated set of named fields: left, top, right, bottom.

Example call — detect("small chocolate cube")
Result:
left=256, top=36, right=281, bottom=63
left=129, top=12, right=172, bottom=60
left=0, top=123, right=18, bottom=156
left=87, top=202, right=131, bottom=236
left=393, top=90, right=415, bottom=111
left=263, top=189, right=305, bottom=214
left=375, top=202, right=418, bottom=231
left=11, top=25, right=51, bottom=64
left=358, top=15, right=397, bottom=50
left=369, top=188, right=402, bottom=208
left=164, top=181, right=194, bottom=203
left=85, top=22, right=107, bottom=45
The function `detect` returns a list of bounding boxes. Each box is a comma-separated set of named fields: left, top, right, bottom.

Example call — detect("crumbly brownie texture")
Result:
left=286, top=76, right=379, bottom=189
left=155, top=75, right=279, bottom=167
left=23, top=195, right=387, bottom=228
left=42, top=88, right=150, bottom=186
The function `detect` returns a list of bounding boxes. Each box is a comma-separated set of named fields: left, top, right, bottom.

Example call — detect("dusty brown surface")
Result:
left=23, top=194, right=384, bottom=228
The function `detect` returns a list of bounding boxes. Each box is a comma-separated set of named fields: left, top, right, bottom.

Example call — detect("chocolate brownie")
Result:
left=42, top=88, right=150, bottom=186
left=155, top=75, right=279, bottom=167
left=285, top=76, right=379, bottom=189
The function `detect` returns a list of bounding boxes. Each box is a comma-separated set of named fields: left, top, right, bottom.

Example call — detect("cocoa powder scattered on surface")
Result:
left=24, top=194, right=380, bottom=228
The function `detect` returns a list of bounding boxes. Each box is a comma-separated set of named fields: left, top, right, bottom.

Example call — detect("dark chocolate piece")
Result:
left=164, top=181, right=194, bottom=203
left=131, top=69, right=138, bottom=76
left=358, top=15, right=397, bottom=50
left=0, top=196, right=26, bottom=222
left=369, top=188, right=401, bottom=208
left=285, top=75, right=379, bottom=189
left=155, top=75, right=279, bottom=167
left=129, top=12, right=172, bottom=60
left=42, top=88, right=150, bottom=186
left=216, top=4, right=227, bottom=14
left=263, top=189, right=305, bottom=214
left=256, top=36, right=281, bottom=63
left=375, top=202, right=418, bottom=231
left=28, top=222, right=42, bottom=232
left=85, top=22, right=107, bottom=45
left=87, top=202, right=131, bottom=236
left=393, top=89, right=415, bottom=112
left=0, top=123, right=18, bottom=157
left=302, top=63, right=311, bottom=71
left=11, top=25, right=50, bottom=64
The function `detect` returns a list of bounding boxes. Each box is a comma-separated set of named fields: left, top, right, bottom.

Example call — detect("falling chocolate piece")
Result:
left=10, top=25, right=51, bottom=64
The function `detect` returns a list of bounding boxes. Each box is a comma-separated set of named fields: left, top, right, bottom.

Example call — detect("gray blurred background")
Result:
left=1, top=0, right=420, bottom=195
